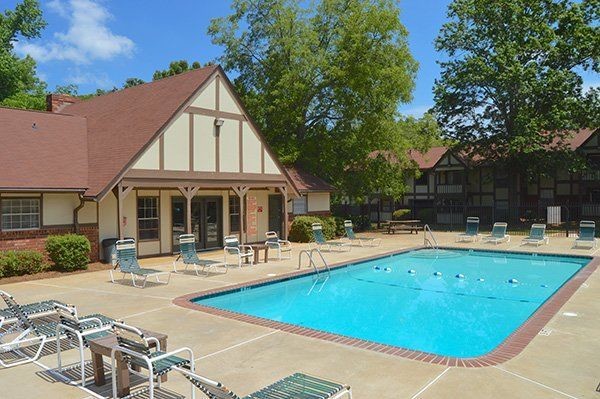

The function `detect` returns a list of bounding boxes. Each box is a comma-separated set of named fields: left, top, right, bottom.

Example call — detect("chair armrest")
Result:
left=239, top=245, right=254, bottom=252
left=224, top=246, right=241, bottom=254
left=78, top=316, right=104, bottom=330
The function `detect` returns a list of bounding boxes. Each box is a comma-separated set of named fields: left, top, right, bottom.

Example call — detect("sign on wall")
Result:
left=247, top=196, right=258, bottom=237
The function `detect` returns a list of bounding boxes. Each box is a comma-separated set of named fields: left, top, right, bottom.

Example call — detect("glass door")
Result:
left=203, top=198, right=221, bottom=249
left=173, top=196, right=222, bottom=252
left=268, top=194, right=283, bottom=236
left=171, top=197, right=186, bottom=253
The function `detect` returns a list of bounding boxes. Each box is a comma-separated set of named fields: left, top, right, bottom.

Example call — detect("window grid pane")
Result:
left=137, top=197, right=159, bottom=240
left=229, top=195, right=240, bottom=233
left=1, top=199, right=41, bottom=230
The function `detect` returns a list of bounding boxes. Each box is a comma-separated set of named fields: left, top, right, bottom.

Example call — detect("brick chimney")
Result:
left=46, top=94, right=79, bottom=112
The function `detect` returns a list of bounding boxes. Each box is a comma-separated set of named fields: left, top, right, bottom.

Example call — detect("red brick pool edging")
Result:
left=173, top=248, right=599, bottom=368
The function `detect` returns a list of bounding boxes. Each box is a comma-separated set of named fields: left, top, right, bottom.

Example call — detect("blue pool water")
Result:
left=194, top=249, right=590, bottom=357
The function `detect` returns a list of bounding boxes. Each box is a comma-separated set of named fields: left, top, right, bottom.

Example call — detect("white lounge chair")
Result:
left=310, top=223, right=351, bottom=252
left=110, top=239, right=171, bottom=288
left=343, top=220, right=381, bottom=247
left=224, top=235, right=254, bottom=267
left=521, top=224, right=549, bottom=246
left=482, top=222, right=510, bottom=245
left=574, top=221, right=597, bottom=249
left=174, top=234, right=227, bottom=275
left=265, top=231, right=292, bottom=260
left=456, top=217, right=480, bottom=242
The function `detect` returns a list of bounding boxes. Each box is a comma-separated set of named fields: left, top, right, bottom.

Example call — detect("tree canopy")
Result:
left=152, top=60, right=203, bottom=81
left=434, top=0, right=599, bottom=177
left=209, top=0, right=436, bottom=199
left=0, top=0, right=46, bottom=108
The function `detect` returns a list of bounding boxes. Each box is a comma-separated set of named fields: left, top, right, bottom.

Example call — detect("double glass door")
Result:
left=172, top=196, right=222, bottom=253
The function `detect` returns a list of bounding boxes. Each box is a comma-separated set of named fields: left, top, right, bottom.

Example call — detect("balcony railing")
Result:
left=437, top=184, right=463, bottom=194
left=582, top=170, right=600, bottom=181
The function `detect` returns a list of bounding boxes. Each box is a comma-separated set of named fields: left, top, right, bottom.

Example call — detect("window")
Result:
left=229, top=195, right=240, bottom=233
left=415, top=172, right=428, bottom=186
left=293, top=196, right=307, bottom=215
left=1, top=198, right=40, bottom=231
left=137, top=197, right=159, bottom=240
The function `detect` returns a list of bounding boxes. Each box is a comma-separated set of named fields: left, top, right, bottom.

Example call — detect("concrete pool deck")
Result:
left=0, top=231, right=598, bottom=398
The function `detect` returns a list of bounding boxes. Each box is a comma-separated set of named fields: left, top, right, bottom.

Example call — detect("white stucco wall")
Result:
left=194, top=114, right=216, bottom=172
left=132, top=141, right=160, bottom=170
left=163, top=115, right=189, bottom=171
left=219, top=80, right=242, bottom=114
left=242, top=122, right=261, bottom=173
left=191, top=78, right=216, bottom=109
left=219, top=120, right=239, bottom=172
left=307, top=192, right=331, bottom=212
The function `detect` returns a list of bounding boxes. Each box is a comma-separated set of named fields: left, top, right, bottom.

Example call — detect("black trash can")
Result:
left=101, top=238, right=119, bottom=265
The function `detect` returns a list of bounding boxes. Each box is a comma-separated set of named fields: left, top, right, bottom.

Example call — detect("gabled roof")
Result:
left=407, top=147, right=449, bottom=170
left=285, top=166, right=335, bottom=193
left=0, top=107, right=88, bottom=191
left=61, top=65, right=219, bottom=198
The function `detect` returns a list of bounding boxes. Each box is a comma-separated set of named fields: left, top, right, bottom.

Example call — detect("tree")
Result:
left=209, top=0, right=427, bottom=198
left=433, top=0, right=599, bottom=177
left=123, top=77, right=145, bottom=88
left=0, top=0, right=46, bottom=102
left=153, top=60, right=203, bottom=80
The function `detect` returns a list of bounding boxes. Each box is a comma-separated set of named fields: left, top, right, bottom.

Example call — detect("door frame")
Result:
left=171, top=195, right=223, bottom=253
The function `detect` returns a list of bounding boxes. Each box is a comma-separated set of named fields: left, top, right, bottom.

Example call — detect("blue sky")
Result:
left=6, top=0, right=597, bottom=117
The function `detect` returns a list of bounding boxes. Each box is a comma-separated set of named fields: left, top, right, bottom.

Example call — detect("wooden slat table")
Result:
left=385, top=220, right=422, bottom=234
left=245, top=243, right=269, bottom=264
left=88, top=328, right=168, bottom=397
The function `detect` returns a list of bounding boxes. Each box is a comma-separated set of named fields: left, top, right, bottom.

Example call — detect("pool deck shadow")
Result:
left=0, top=231, right=598, bottom=398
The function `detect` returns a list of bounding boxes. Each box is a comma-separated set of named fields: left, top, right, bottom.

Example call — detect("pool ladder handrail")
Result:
left=423, top=224, right=439, bottom=251
left=298, top=248, right=331, bottom=280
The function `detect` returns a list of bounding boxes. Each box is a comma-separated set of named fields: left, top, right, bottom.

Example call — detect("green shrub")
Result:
left=333, top=216, right=347, bottom=236
left=288, top=216, right=322, bottom=242
left=348, top=215, right=371, bottom=232
left=0, top=250, right=47, bottom=277
left=392, top=209, right=411, bottom=220
left=45, top=234, right=91, bottom=272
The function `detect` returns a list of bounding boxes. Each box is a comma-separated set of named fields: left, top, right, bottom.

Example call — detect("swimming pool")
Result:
left=191, top=248, right=591, bottom=358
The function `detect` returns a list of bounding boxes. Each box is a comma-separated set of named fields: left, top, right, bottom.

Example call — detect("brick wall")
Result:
left=0, top=224, right=99, bottom=262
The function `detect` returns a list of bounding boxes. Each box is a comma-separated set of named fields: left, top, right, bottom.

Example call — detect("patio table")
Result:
left=386, top=219, right=422, bottom=234
left=245, top=243, right=269, bottom=264
left=88, top=328, right=168, bottom=397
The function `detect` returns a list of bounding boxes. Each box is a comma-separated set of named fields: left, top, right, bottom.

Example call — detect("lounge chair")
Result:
left=176, top=368, right=353, bottom=399
left=110, top=239, right=171, bottom=288
left=0, top=291, right=112, bottom=368
left=310, top=223, right=351, bottom=252
left=482, top=222, right=510, bottom=245
left=110, top=322, right=194, bottom=399
left=343, top=220, right=381, bottom=247
left=224, top=235, right=254, bottom=267
left=265, top=231, right=292, bottom=260
left=521, top=224, right=549, bottom=246
left=54, top=303, right=114, bottom=386
left=174, top=234, right=228, bottom=276
left=456, top=217, right=480, bottom=242
left=575, top=220, right=597, bottom=249
left=0, top=298, right=66, bottom=332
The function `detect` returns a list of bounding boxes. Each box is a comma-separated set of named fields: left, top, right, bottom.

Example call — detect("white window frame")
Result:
left=293, top=196, right=308, bottom=215
left=1, top=198, right=41, bottom=231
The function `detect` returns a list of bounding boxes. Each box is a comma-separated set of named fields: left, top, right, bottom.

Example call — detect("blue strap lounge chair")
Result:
left=265, top=231, right=292, bottom=260
left=54, top=303, right=114, bottom=386
left=110, top=239, right=171, bottom=288
left=311, top=223, right=350, bottom=252
left=456, top=217, right=480, bottom=242
left=343, top=220, right=381, bottom=247
left=174, top=234, right=227, bottom=276
left=482, top=222, right=510, bottom=245
left=575, top=221, right=597, bottom=249
left=224, top=235, right=254, bottom=267
left=176, top=368, right=353, bottom=399
left=111, top=322, right=194, bottom=399
left=521, top=224, right=549, bottom=246
left=0, top=291, right=113, bottom=369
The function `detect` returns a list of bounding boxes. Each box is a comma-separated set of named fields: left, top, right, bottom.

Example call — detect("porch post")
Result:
left=114, top=182, right=133, bottom=240
left=232, top=186, right=249, bottom=244
left=178, top=187, right=199, bottom=235
left=278, top=186, right=289, bottom=240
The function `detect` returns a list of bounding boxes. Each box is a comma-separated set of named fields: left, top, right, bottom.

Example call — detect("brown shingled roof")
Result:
left=62, top=65, right=219, bottom=198
left=285, top=166, right=335, bottom=193
left=0, top=107, right=88, bottom=191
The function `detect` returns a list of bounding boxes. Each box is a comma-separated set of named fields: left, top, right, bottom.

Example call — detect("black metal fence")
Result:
left=333, top=202, right=600, bottom=237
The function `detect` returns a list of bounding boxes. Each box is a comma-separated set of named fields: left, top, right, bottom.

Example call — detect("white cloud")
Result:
left=16, top=0, right=134, bottom=64
left=67, top=69, right=115, bottom=89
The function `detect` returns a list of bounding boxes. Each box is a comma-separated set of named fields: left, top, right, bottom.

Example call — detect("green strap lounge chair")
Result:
left=54, top=303, right=114, bottom=387
left=175, top=368, right=352, bottom=399
left=110, top=322, right=194, bottom=399
left=482, top=222, right=510, bottom=245
left=0, top=298, right=66, bottom=333
left=224, top=235, right=255, bottom=267
left=456, top=217, right=480, bottom=242
left=575, top=220, right=597, bottom=249
left=0, top=291, right=113, bottom=368
left=343, top=220, right=381, bottom=247
left=521, top=224, right=549, bottom=246
left=110, top=239, right=171, bottom=288
left=265, top=231, right=292, bottom=260
left=174, top=234, right=228, bottom=276
left=310, top=223, right=351, bottom=252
